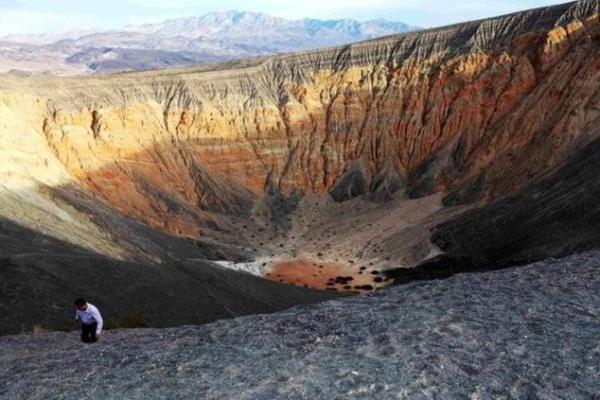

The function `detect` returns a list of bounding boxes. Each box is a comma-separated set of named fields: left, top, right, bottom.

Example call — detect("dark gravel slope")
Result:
left=1, top=251, right=598, bottom=399
left=387, top=135, right=600, bottom=284
left=0, top=218, right=340, bottom=336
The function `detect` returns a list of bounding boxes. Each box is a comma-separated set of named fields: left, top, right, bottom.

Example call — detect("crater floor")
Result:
left=2, top=251, right=598, bottom=399
left=214, top=193, right=464, bottom=293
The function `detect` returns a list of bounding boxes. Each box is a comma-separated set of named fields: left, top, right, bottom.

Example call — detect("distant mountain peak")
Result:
left=0, top=11, right=417, bottom=75
left=127, top=11, right=416, bottom=38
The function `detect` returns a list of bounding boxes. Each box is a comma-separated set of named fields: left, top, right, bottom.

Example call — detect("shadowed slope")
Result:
left=0, top=218, right=340, bottom=336
left=386, top=133, right=600, bottom=283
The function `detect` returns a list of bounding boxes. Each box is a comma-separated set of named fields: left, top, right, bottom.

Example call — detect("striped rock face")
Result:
left=1, top=1, right=599, bottom=290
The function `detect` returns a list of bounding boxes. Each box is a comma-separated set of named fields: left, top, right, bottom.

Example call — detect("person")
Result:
left=74, top=298, right=103, bottom=343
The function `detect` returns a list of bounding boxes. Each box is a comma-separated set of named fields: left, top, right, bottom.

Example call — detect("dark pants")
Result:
left=81, top=322, right=98, bottom=343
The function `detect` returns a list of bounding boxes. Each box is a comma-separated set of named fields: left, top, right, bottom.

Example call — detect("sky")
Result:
left=0, top=0, right=570, bottom=35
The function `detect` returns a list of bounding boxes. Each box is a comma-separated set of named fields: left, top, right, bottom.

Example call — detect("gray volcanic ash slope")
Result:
left=1, top=251, right=598, bottom=399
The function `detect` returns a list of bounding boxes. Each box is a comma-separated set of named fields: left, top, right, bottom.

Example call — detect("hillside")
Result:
left=2, top=251, right=598, bottom=399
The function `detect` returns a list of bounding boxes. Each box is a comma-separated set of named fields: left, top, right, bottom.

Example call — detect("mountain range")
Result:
left=0, top=11, right=416, bottom=75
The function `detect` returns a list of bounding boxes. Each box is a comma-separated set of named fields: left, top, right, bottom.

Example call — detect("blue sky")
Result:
left=0, top=0, right=570, bottom=35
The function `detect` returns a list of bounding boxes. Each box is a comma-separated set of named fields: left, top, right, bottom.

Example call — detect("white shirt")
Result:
left=75, top=303, right=103, bottom=335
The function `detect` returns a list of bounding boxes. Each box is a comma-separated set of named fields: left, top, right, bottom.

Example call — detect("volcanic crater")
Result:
left=1, top=0, right=600, bottom=334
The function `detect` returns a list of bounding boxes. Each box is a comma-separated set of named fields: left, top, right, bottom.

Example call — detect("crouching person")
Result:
left=74, top=298, right=103, bottom=343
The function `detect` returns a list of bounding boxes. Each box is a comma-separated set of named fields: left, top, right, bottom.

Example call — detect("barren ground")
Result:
left=2, top=251, right=598, bottom=399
